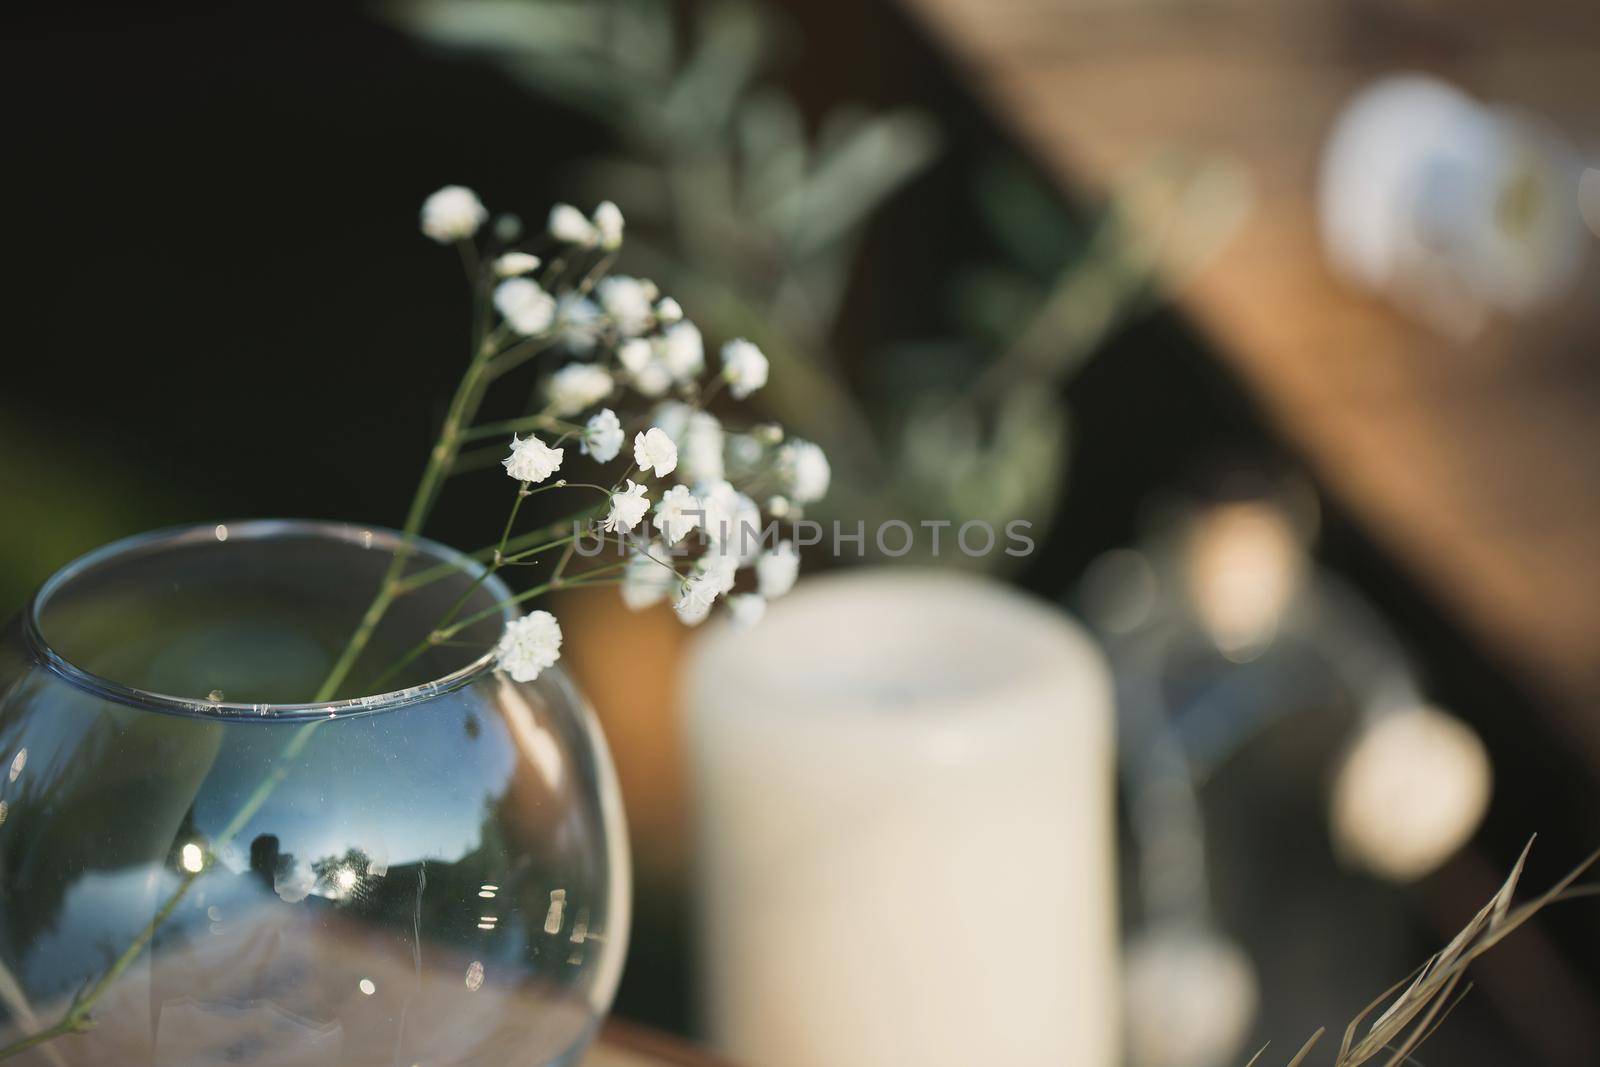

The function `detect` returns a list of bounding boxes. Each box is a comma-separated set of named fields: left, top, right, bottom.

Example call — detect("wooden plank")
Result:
left=897, top=0, right=1600, bottom=757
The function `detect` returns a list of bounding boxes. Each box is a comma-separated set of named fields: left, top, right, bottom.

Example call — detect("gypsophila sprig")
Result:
left=354, top=190, right=827, bottom=688
left=0, top=187, right=837, bottom=1067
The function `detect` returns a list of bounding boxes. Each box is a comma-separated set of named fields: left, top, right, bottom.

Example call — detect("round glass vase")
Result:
left=0, top=521, right=630, bottom=1067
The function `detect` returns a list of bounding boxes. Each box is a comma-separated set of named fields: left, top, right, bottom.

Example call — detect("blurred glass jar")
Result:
left=0, top=522, right=629, bottom=1066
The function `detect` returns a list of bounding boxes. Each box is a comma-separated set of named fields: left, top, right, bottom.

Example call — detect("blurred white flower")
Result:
left=621, top=542, right=675, bottom=610
left=658, top=321, right=705, bottom=381
left=582, top=408, right=624, bottom=463
left=617, top=338, right=652, bottom=375
left=720, top=338, right=769, bottom=399
left=680, top=411, right=725, bottom=483
left=548, top=202, right=598, bottom=247
left=603, top=479, right=650, bottom=533
left=1123, top=926, right=1258, bottom=1067
left=632, top=359, right=673, bottom=397
left=597, top=276, right=657, bottom=336
left=556, top=294, right=602, bottom=354
left=592, top=200, right=624, bottom=250
left=700, top=554, right=739, bottom=598
left=495, top=610, right=563, bottom=683
left=767, top=495, right=792, bottom=519
left=756, top=540, right=799, bottom=599
left=778, top=439, right=830, bottom=504
left=619, top=337, right=674, bottom=397
left=695, top=480, right=737, bottom=548
left=697, top=480, right=761, bottom=557
left=654, top=484, right=702, bottom=544
left=1330, top=706, right=1491, bottom=882
left=420, top=185, right=487, bottom=243
left=675, top=564, right=731, bottom=626
left=727, top=593, right=766, bottom=629
left=633, top=427, right=679, bottom=477
left=502, top=434, right=563, bottom=484
left=655, top=296, right=684, bottom=325
left=493, top=251, right=541, bottom=277
left=546, top=362, right=614, bottom=415
left=494, top=278, right=557, bottom=336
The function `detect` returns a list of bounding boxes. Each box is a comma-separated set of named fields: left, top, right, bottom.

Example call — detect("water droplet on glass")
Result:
left=464, top=960, right=485, bottom=992
left=0, top=800, right=8, bottom=825
left=214, top=524, right=229, bottom=542
left=8, top=749, right=26, bottom=782
left=358, top=978, right=376, bottom=996
left=207, top=689, right=225, bottom=702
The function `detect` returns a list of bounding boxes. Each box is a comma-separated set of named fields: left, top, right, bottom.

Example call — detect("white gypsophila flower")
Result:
left=502, top=433, right=564, bottom=484
left=633, top=426, right=679, bottom=477
left=548, top=202, right=598, bottom=247
left=655, top=296, right=683, bottom=325
left=421, top=185, right=487, bottom=243
left=617, top=337, right=652, bottom=375
left=767, top=494, right=792, bottom=519
left=720, top=338, right=769, bottom=399
left=694, top=481, right=737, bottom=547
left=725, top=432, right=764, bottom=475
left=592, top=201, right=624, bottom=250
left=495, top=610, right=563, bottom=683
left=632, top=359, right=673, bottom=397
left=494, top=278, right=557, bottom=336
left=556, top=294, right=602, bottom=354
left=756, top=540, right=799, bottom=599
left=494, top=251, right=541, bottom=277
left=778, top=439, right=831, bottom=504
left=726, top=593, right=767, bottom=629
left=702, top=554, right=739, bottom=597
left=696, top=480, right=759, bottom=555
left=656, top=320, right=704, bottom=381
left=546, top=362, right=614, bottom=415
left=603, top=479, right=651, bottom=533
left=619, top=336, right=672, bottom=396
left=597, top=276, right=657, bottom=337
left=582, top=408, right=624, bottom=463
left=680, top=411, right=725, bottom=484
left=653, top=484, right=703, bottom=544
left=621, top=541, right=675, bottom=610
left=674, top=585, right=715, bottom=627
left=729, top=491, right=765, bottom=561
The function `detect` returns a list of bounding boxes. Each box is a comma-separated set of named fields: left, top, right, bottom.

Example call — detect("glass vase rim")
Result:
left=22, top=518, right=516, bottom=721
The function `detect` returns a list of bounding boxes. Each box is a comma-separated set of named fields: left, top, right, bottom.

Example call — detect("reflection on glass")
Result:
left=0, top=523, right=629, bottom=1066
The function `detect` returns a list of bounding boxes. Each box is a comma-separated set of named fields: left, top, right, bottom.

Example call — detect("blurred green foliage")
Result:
left=387, top=0, right=1248, bottom=566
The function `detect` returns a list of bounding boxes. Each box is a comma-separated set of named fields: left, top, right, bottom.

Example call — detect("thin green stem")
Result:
left=462, top=413, right=575, bottom=443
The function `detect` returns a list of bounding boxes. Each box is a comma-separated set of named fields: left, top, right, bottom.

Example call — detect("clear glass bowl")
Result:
left=0, top=521, right=630, bottom=1066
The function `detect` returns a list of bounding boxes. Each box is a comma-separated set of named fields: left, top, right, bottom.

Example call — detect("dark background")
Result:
left=3, top=1, right=1597, bottom=1062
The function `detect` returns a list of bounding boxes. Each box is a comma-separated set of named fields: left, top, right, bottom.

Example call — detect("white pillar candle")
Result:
left=684, top=569, right=1117, bottom=1067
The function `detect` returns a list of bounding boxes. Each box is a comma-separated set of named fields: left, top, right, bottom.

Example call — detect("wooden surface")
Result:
left=590, top=1020, right=733, bottom=1066
left=897, top=0, right=1600, bottom=757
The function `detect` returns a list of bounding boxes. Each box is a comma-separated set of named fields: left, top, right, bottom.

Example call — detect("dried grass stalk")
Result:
left=1249, top=838, right=1600, bottom=1066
